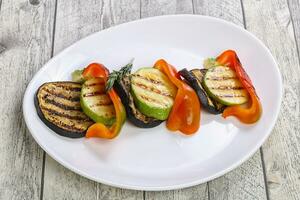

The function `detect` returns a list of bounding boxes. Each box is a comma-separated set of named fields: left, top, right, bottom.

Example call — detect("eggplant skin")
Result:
left=114, top=75, right=163, bottom=128
left=35, top=82, right=94, bottom=138
left=179, top=68, right=224, bottom=114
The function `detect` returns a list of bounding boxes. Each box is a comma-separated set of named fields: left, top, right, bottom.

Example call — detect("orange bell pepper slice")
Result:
left=154, top=59, right=201, bottom=134
left=86, top=89, right=126, bottom=139
left=82, top=63, right=126, bottom=139
left=216, top=50, right=262, bottom=123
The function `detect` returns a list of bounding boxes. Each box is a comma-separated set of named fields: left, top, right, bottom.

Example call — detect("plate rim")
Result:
left=23, top=14, right=283, bottom=191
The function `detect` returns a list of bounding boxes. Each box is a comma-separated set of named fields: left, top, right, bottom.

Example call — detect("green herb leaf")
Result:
left=105, top=59, right=134, bottom=91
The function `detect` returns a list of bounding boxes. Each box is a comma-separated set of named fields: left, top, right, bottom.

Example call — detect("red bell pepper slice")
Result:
left=82, top=63, right=109, bottom=81
left=216, top=50, right=262, bottom=123
left=154, top=59, right=201, bottom=134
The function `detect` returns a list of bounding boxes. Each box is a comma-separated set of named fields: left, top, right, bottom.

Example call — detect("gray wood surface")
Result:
left=42, top=0, right=142, bottom=200
left=193, top=1, right=268, bottom=199
left=243, top=0, right=300, bottom=199
left=289, top=0, right=300, bottom=51
left=0, top=0, right=299, bottom=199
left=141, top=1, right=209, bottom=200
left=0, top=0, right=55, bottom=199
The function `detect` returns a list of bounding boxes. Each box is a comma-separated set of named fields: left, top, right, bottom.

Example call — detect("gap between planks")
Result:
left=287, top=0, right=300, bottom=65
left=40, top=0, right=58, bottom=199
left=241, top=0, right=269, bottom=199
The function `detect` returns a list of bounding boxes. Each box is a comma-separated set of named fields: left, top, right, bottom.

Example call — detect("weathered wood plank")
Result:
left=42, top=0, right=143, bottom=199
left=193, top=0, right=243, bottom=25
left=243, top=0, right=300, bottom=199
left=141, top=0, right=208, bottom=199
left=288, top=0, right=300, bottom=63
left=0, top=43, right=5, bottom=53
left=0, top=0, right=56, bottom=199
left=141, top=0, right=193, bottom=17
left=209, top=152, right=267, bottom=200
left=193, top=0, right=268, bottom=200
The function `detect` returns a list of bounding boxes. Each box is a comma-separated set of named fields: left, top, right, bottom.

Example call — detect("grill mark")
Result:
left=82, top=91, right=105, bottom=97
left=57, top=121, right=87, bottom=132
left=216, top=94, right=246, bottom=98
left=132, top=82, right=173, bottom=98
left=85, top=83, right=104, bottom=87
left=140, top=95, right=167, bottom=106
left=54, top=84, right=81, bottom=92
left=42, top=88, right=80, bottom=102
left=210, top=68, right=232, bottom=72
left=90, top=102, right=113, bottom=107
left=206, top=76, right=237, bottom=81
left=210, top=86, right=244, bottom=90
left=43, top=98, right=81, bottom=111
left=41, top=106, right=91, bottom=121
left=132, top=74, right=164, bottom=85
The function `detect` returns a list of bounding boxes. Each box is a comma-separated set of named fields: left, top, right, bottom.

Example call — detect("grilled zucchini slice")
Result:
left=203, top=66, right=249, bottom=105
left=131, top=67, right=177, bottom=120
left=35, top=82, right=94, bottom=138
left=179, top=68, right=225, bottom=114
left=81, top=78, right=116, bottom=126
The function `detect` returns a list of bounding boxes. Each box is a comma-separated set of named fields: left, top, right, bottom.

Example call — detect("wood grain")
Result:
left=141, top=0, right=193, bottom=17
left=140, top=1, right=208, bottom=199
left=1, top=0, right=298, bottom=199
left=193, top=0, right=268, bottom=199
left=243, top=0, right=300, bottom=199
left=288, top=0, right=300, bottom=62
left=0, top=0, right=55, bottom=199
left=193, top=0, right=243, bottom=25
left=0, top=43, right=5, bottom=53
left=42, top=0, right=143, bottom=199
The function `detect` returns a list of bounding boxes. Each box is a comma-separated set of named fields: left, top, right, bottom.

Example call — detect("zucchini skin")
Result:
left=131, top=86, right=171, bottom=120
left=179, top=68, right=224, bottom=114
left=80, top=78, right=116, bottom=126
left=113, top=76, right=163, bottom=128
left=34, top=82, right=90, bottom=138
left=130, top=67, right=176, bottom=120
left=202, top=66, right=249, bottom=106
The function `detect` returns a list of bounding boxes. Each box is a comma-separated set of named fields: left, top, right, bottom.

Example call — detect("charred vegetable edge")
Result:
left=179, top=68, right=224, bottom=114
left=34, top=82, right=87, bottom=138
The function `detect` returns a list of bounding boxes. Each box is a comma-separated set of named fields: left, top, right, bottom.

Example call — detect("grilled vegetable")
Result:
left=203, top=58, right=219, bottom=69
left=203, top=65, right=249, bottom=106
left=80, top=62, right=126, bottom=139
left=179, top=68, right=225, bottom=114
left=72, top=69, right=85, bottom=83
left=154, top=59, right=201, bottom=134
left=115, top=74, right=163, bottom=128
left=35, top=82, right=94, bottom=138
left=110, top=61, right=163, bottom=128
left=216, top=50, right=262, bottom=123
left=86, top=89, right=126, bottom=139
left=130, top=67, right=177, bottom=120
left=80, top=78, right=116, bottom=126
left=82, top=63, right=109, bottom=81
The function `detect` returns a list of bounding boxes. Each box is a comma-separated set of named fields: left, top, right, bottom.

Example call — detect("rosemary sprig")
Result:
left=105, top=58, right=134, bottom=91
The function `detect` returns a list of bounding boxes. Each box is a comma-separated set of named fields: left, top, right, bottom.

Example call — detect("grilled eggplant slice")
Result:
left=179, top=68, right=225, bottom=114
left=203, top=66, right=249, bottom=105
left=131, top=68, right=177, bottom=120
left=114, top=71, right=163, bottom=128
left=81, top=78, right=116, bottom=126
left=35, top=82, right=94, bottom=138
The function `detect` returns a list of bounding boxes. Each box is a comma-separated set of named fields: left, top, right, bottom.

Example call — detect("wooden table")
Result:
left=1, top=0, right=299, bottom=199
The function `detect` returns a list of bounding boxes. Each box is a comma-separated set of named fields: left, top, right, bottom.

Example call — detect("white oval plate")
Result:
left=23, top=15, right=282, bottom=191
